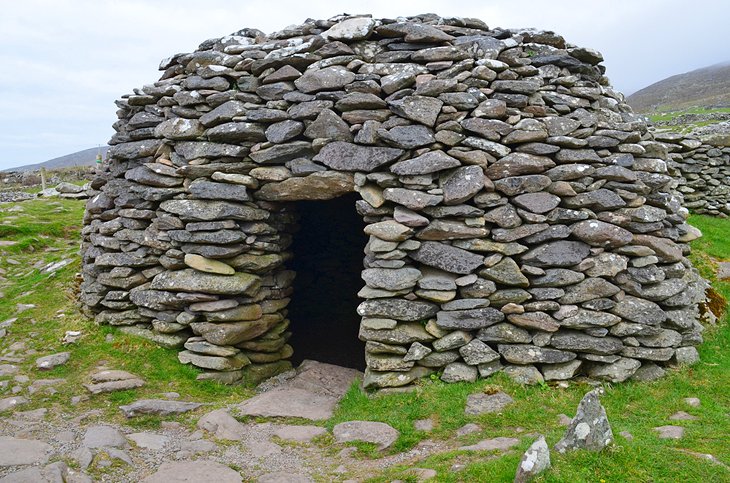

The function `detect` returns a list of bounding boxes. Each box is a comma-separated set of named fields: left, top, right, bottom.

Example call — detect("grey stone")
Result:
left=388, top=95, right=443, bottom=126
left=119, top=399, right=202, bottom=418
left=485, top=153, right=555, bottom=179
left=550, top=331, right=623, bottom=355
left=554, top=389, right=613, bottom=453
left=588, top=357, right=641, bottom=382
left=521, top=241, right=591, bottom=267
left=294, top=66, right=356, bottom=93
left=256, top=171, right=354, bottom=201
left=273, top=425, right=327, bottom=442
left=436, top=307, right=504, bottom=330
left=390, top=150, right=459, bottom=175
left=127, top=432, right=169, bottom=450
left=362, top=268, right=421, bottom=291
left=494, top=175, right=552, bottom=196
left=197, top=409, right=246, bottom=441
left=542, top=360, right=583, bottom=380
left=477, top=323, right=531, bottom=343
left=515, top=436, right=551, bottom=483
left=0, top=437, right=51, bottom=466
left=35, top=352, right=70, bottom=370
left=333, top=421, right=399, bottom=449
left=513, top=192, right=561, bottom=214
left=160, top=199, right=268, bottom=221
left=458, top=437, right=520, bottom=452
left=83, top=426, right=128, bottom=449
left=571, top=220, right=633, bottom=248
left=465, top=391, right=514, bottom=415
left=150, top=270, right=260, bottom=296
left=379, top=125, right=435, bottom=149
left=559, top=278, right=621, bottom=304
left=498, top=344, right=576, bottom=364
left=441, top=166, right=485, bottom=205
left=441, top=362, right=478, bottom=383
left=479, top=258, right=529, bottom=287
left=410, top=242, right=484, bottom=274
left=459, top=339, right=500, bottom=365
left=610, top=296, right=666, bottom=325
left=313, top=141, right=403, bottom=172
left=504, top=364, right=544, bottom=385
left=653, top=425, right=684, bottom=439
left=141, top=460, right=242, bottom=483
left=304, top=109, right=353, bottom=141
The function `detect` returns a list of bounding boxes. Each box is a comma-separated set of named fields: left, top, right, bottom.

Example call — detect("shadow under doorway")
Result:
left=287, top=192, right=367, bottom=371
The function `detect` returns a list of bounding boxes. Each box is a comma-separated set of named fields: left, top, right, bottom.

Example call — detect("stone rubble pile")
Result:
left=81, top=13, right=708, bottom=388
left=657, top=132, right=730, bottom=217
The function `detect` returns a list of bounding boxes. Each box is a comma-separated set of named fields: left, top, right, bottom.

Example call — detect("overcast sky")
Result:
left=1, top=0, right=728, bottom=170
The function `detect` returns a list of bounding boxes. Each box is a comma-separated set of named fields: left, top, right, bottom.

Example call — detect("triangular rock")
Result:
left=554, top=388, right=613, bottom=453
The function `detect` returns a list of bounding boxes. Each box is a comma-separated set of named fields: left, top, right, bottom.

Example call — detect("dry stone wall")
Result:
left=81, top=14, right=708, bottom=389
left=657, top=133, right=730, bottom=217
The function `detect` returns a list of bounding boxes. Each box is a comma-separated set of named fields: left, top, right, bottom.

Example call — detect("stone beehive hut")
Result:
left=81, top=14, right=708, bottom=389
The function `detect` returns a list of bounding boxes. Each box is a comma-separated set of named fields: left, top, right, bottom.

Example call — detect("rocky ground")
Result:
left=1, top=201, right=728, bottom=483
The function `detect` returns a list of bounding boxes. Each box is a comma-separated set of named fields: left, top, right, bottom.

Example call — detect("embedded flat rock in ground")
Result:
left=0, top=437, right=52, bottom=466
left=141, top=460, right=242, bottom=483
left=333, top=420, right=400, bottom=449
left=237, top=387, right=338, bottom=421
left=465, top=391, right=514, bottom=415
left=458, top=436, right=520, bottom=452
left=257, top=472, right=314, bottom=483
left=718, top=262, right=730, bottom=280
left=237, top=360, right=361, bottom=420
left=119, top=399, right=203, bottom=418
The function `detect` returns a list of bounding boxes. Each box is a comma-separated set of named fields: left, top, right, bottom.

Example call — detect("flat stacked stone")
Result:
left=658, top=133, right=730, bottom=217
left=80, top=13, right=708, bottom=388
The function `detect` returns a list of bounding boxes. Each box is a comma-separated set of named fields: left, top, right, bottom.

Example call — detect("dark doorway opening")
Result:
left=287, top=192, right=367, bottom=370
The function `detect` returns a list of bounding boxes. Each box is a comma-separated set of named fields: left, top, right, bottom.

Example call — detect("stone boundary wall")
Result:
left=81, top=14, right=707, bottom=389
left=657, top=132, right=730, bottom=217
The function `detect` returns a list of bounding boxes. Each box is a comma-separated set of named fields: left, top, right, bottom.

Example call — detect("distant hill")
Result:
left=6, top=146, right=109, bottom=172
left=627, top=62, right=730, bottom=113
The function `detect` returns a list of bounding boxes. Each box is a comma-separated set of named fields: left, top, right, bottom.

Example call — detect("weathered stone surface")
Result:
left=441, top=362, right=478, bottom=383
left=390, top=150, right=459, bottom=175
left=0, top=437, right=51, bottom=466
left=35, top=352, right=70, bottom=370
left=521, top=241, right=591, bottom=267
left=256, top=172, right=354, bottom=201
left=119, top=399, right=203, bottom=418
left=436, top=308, right=504, bottom=330
left=151, top=270, right=260, bottom=295
left=480, top=258, right=529, bottom=287
left=294, top=66, right=356, bottom=93
left=333, top=421, right=399, bottom=449
left=357, top=299, right=438, bottom=322
left=313, top=142, right=403, bottom=172
left=485, top=153, right=556, bottom=179
left=410, top=242, right=484, bottom=274
left=571, top=220, right=633, bottom=248
left=554, top=389, right=613, bottom=453
left=498, top=344, right=576, bottom=364
left=587, top=357, right=641, bottom=382
left=141, top=460, right=242, bottom=483
left=160, top=200, right=268, bottom=221
left=184, top=254, right=235, bottom=275
left=362, top=268, right=421, bottom=291
left=611, top=296, right=666, bottom=325
left=515, top=436, right=551, bottom=483
left=388, top=95, right=443, bottom=126
left=465, top=391, right=514, bottom=415
left=441, top=166, right=485, bottom=205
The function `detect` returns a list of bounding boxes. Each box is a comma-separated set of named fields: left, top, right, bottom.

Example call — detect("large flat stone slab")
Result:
left=0, top=437, right=52, bottom=466
left=237, top=360, right=361, bottom=420
left=141, top=460, right=242, bottom=483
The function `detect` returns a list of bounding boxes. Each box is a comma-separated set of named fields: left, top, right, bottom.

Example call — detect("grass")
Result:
left=330, top=214, right=730, bottom=482
left=647, top=106, right=730, bottom=123
left=0, top=199, right=250, bottom=430
left=0, top=200, right=728, bottom=482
